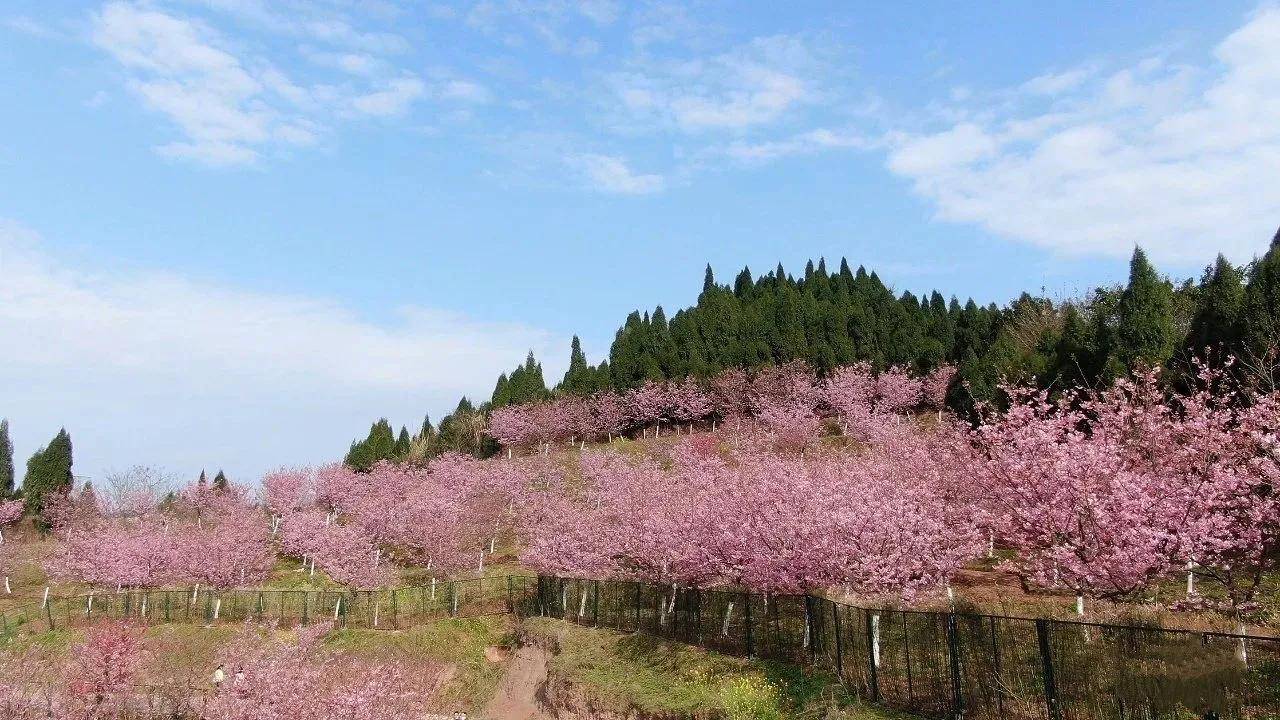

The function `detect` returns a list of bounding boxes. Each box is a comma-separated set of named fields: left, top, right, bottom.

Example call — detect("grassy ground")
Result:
left=324, top=615, right=514, bottom=708
left=1, top=616, right=513, bottom=711
left=523, top=616, right=917, bottom=720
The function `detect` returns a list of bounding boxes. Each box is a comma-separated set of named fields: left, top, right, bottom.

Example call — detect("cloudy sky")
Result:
left=2, top=1, right=1278, bottom=483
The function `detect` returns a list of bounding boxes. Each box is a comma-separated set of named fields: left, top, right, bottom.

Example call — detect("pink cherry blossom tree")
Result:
left=974, top=363, right=1280, bottom=611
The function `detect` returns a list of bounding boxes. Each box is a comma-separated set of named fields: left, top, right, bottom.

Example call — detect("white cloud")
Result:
left=1021, top=67, right=1094, bottom=96
left=463, top=0, right=617, bottom=55
left=884, top=8, right=1280, bottom=265
left=351, top=76, right=426, bottom=116
left=720, top=128, right=875, bottom=162
left=92, top=1, right=317, bottom=164
left=4, top=15, right=58, bottom=38
left=91, top=2, right=475, bottom=164
left=610, top=34, right=822, bottom=133
left=438, top=79, right=492, bottom=104
left=576, top=153, right=665, bottom=194
left=190, top=0, right=409, bottom=53
left=0, top=220, right=559, bottom=483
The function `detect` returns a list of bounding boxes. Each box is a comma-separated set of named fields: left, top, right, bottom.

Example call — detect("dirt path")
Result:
left=482, top=644, right=553, bottom=720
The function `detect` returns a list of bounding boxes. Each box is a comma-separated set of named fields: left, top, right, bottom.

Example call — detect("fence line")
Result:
left=4, top=575, right=1278, bottom=719
left=524, top=576, right=1279, bottom=720
left=0, top=575, right=537, bottom=634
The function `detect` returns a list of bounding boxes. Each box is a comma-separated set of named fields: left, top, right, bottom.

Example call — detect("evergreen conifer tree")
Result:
left=1186, top=254, right=1244, bottom=357
left=561, top=336, right=594, bottom=395
left=1117, top=247, right=1176, bottom=370
left=0, top=419, right=13, bottom=499
left=212, top=470, right=228, bottom=491
left=1240, top=228, right=1280, bottom=388
left=23, top=428, right=73, bottom=526
left=394, top=426, right=412, bottom=458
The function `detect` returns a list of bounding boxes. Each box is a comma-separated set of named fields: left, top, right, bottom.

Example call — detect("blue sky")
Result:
left=2, top=1, right=1278, bottom=485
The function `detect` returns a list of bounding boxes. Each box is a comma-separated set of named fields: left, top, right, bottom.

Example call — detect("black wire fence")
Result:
left=526, top=576, right=1280, bottom=720
left=3, top=574, right=1278, bottom=719
left=0, top=575, right=536, bottom=635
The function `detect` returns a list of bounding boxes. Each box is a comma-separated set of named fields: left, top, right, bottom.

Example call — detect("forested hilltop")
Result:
left=346, top=231, right=1280, bottom=464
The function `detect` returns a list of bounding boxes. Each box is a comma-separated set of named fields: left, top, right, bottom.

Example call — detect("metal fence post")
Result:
left=449, top=582, right=457, bottom=618
left=45, top=601, right=54, bottom=631
left=507, top=576, right=514, bottom=613
left=865, top=609, right=880, bottom=702
left=694, top=588, right=702, bottom=646
left=1035, top=619, right=1063, bottom=720
left=946, top=613, right=963, bottom=718
left=633, top=582, right=641, bottom=631
left=990, top=616, right=1004, bottom=719
left=831, top=601, right=843, bottom=679
left=593, top=580, right=600, bottom=626
left=744, top=592, right=754, bottom=657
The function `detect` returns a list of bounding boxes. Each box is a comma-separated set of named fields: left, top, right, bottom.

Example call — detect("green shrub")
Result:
left=720, top=675, right=784, bottom=720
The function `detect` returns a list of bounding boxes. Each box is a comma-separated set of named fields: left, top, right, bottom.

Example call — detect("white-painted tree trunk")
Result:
left=431, top=578, right=437, bottom=600
left=507, top=448, right=512, bottom=459
left=722, top=602, right=734, bottom=636
left=335, top=597, right=342, bottom=621
left=192, top=584, right=199, bottom=602
left=871, top=613, right=881, bottom=667
left=489, top=537, right=496, bottom=554
left=579, top=590, right=588, bottom=618
left=374, top=601, right=380, bottom=627
left=86, top=594, right=93, bottom=616
left=1186, top=560, right=1196, bottom=597
left=3, top=576, right=9, bottom=594
left=141, top=596, right=147, bottom=617
left=213, top=598, right=222, bottom=620
left=41, top=587, right=49, bottom=608
left=987, top=531, right=994, bottom=559
left=1238, top=625, right=1249, bottom=665
left=478, top=551, right=485, bottom=574
left=946, top=585, right=954, bottom=605
left=452, top=591, right=458, bottom=616
left=1077, top=595, right=1091, bottom=642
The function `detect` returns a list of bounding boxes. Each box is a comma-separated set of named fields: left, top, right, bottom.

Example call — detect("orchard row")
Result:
left=4, top=359, right=1276, bottom=618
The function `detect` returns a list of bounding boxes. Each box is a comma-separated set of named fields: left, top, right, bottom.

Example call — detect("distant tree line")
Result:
left=344, top=231, right=1280, bottom=463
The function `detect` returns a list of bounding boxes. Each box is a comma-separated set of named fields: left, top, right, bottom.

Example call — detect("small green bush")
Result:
left=720, top=675, right=784, bottom=720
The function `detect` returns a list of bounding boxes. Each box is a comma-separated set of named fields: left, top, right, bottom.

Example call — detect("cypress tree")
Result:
left=490, top=373, right=511, bottom=407
left=1186, top=254, right=1245, bottom=357
left=1117, top=247, right=1176, bottom=370
left=394, top=426, right=412, bottom=458
left=417, top=414, right=434, bottom=441
left=561, top=336, right=594, bottom=395
left=212, top=470, right=228, bottom=491
left=0, top=419, right=13, bottom=499
left=344, top=419, right=396, bottom=471
left=1240, top=229, right=1280, bottom=388
left=23, top=428, right=73, bottom=526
